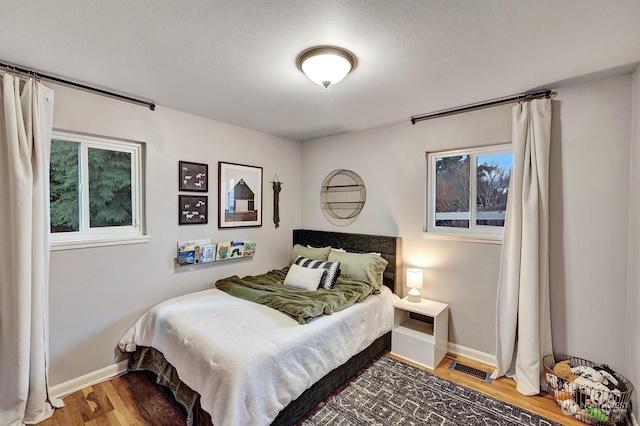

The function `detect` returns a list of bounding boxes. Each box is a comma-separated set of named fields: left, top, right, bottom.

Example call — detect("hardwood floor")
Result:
left=38, top=372, right=184, bottom=426
left=39, top=352, right=590, bottom=425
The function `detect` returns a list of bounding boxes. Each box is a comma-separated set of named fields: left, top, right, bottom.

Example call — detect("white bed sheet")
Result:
left=119, top=285, right=395, bottom=426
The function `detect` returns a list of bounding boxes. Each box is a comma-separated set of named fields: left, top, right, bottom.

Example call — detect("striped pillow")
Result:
left=294, top=256, right=341, bottom=290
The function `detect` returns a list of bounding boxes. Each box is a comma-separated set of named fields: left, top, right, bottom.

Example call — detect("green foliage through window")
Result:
left=50, top=140, right=79, bottom=232
left=88, top=148, right=132, bottom=227
left=49, top=135, right=140, bottom=235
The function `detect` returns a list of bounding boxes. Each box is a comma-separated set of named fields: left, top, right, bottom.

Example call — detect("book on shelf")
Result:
left=199, top=244, right=216, bottom=263
left=243, top=240, right=256, bottom=256
left=230, top=241, right=245, bottom=258
left=177, top=239, right=210, bottom=252
left=216, top=241, right=231, bottom=260
left=178, top=249, right=196, bottom=265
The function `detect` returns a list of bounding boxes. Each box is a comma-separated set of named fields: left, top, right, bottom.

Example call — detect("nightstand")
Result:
left=391, top=297, right=449, bottom=370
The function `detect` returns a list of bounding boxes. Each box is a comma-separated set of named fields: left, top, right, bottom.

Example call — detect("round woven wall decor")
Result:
left=320, top=169, right=366, bottom=226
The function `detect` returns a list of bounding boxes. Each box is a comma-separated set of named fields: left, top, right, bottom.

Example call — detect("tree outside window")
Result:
left=427, top=145, right=512, bottom=240
left=49, top=132, right=143, bottom=248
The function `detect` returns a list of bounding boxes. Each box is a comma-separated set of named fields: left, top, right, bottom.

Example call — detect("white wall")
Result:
left=48, top=84, right=301, bottom=386
left=302, top=105, right=511, bottom=356
left=301, top=74, right=633, bottom=375
left=548, top=75, right=631, bottom=376
left=626, top=66, right=640, bottom=419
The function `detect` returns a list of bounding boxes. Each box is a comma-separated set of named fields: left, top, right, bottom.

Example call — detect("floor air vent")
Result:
left=449, top=360, right=492, bottom=383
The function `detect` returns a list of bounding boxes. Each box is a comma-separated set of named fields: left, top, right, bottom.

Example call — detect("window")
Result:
left=425, top=144, right=512, bottom=242
left=49, top=131, right=148, bottom=249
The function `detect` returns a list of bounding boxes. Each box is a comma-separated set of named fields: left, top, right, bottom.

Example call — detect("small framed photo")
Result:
left=179, top=161, right=208, bottom=192
left=218, top=162, right=263, bottom=228
left=179, top=195, right=208, bottom=225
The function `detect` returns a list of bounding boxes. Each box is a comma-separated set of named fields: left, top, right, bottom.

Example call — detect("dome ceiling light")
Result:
left=296, top=46, right=357, bottom=88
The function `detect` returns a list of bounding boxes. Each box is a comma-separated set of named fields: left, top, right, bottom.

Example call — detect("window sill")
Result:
left=422, top=232, right=502, bottom=245
left=50, top=234, right=151, bottom=251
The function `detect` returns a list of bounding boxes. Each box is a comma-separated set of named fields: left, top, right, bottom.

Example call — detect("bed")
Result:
left=118, top=229, right=402, bottom=426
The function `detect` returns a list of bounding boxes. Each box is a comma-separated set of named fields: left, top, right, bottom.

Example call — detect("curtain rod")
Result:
left=0, top=61, right=156, bottom=111
left=410, top=89, right=551, bottom=124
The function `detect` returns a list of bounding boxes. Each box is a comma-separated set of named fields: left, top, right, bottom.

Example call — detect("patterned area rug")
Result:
left=302, top=356, right=562, bottom=426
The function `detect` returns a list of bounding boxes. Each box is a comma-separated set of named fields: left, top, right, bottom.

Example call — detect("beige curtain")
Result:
left=491, top=98, right=553, bottom=395
left=0, top=74, right=62, bottom=425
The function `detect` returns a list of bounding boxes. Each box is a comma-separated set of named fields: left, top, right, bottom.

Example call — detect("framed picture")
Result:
left=179, top=195, right=208, bottom=225
left=218, top=161, right=263, bottom=228
left=179, top=161, right=208, bottom=192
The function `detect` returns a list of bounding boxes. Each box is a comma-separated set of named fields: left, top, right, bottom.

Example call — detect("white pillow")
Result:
left=284, top=264, right=325, bottom=291
left=331, top=247, right=382, bottom=256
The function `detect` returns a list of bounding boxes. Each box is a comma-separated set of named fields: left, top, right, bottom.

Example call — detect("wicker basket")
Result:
left=543, top=354, right=634, bottom=425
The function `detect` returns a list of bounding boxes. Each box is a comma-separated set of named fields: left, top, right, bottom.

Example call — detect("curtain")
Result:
left=0, top=74, right=62, bottom=425
left=491, top=98, right=553, bottom=395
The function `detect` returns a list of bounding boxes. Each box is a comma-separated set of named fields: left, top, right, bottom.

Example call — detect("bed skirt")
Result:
left=127, top=332, right=391, bottom=426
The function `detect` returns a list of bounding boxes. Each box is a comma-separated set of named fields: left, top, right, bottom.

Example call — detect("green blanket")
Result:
left=215, top=267, right=375, bottom=324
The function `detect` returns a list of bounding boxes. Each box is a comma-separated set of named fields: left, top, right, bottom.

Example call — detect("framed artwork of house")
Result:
left=218, top=161, right=263, bottom=228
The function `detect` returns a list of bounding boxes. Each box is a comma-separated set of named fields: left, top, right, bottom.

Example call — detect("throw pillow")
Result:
left=327, top=251, right=388, bottom=289
left=283, top=264, right=324, bottom=291
left=294, top=256, right=341, bottom=290
left=289, top=244, right=331, bottom=264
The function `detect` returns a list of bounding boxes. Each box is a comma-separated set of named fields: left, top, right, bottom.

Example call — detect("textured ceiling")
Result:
left=1, top=1, right=640, bottom=141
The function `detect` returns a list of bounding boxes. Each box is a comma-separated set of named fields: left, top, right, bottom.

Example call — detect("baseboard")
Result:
left=50, top=360, right=128, bottom=399
left=447, top=342, right=497, bottom=368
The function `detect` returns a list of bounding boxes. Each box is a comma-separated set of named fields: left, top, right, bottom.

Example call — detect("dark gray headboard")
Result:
left=292, top=229, right=402, bottom=294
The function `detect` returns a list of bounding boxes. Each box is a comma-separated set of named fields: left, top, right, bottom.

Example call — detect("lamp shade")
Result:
left=406, top=268, right=423, bottom=302
left=297, top=46, right=357, bottom=88
left=406, top=268, right=423, bottom=289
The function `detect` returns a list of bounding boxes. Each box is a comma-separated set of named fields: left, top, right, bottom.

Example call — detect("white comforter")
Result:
left=119, top=286, right=395, bottom=426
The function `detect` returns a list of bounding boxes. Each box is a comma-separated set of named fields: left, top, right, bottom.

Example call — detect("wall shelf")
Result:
left=176, top=239, right=256, bottom=266
left=320, top=169, right=366, bottom=225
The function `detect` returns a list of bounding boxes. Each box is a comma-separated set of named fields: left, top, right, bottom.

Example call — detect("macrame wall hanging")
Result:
left=270, top=175, right=282, bottom=228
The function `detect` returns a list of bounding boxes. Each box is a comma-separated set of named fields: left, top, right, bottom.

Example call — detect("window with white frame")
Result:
left=49, top=131, right=147, bottom=249
left=425, top=144, right=512, bottom=241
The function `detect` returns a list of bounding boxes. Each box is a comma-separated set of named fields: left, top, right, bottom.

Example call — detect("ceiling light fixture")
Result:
left=296, top=46, right=357, bottom=88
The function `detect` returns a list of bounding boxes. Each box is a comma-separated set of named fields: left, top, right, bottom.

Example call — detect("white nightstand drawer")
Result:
left=392, top=328, right=436, bottom=369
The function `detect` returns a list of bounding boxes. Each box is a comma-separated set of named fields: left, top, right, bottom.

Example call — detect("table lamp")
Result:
left=406, top=268, right=423, bottom=302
